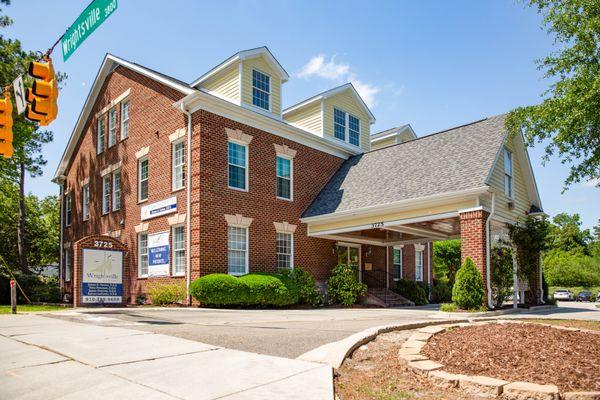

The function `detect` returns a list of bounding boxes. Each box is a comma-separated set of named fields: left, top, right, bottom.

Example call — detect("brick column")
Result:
left=459, top=209, right=489, bottom=305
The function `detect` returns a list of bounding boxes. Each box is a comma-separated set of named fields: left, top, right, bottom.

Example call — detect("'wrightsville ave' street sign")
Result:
left=61, top=0, right=118, bottom=61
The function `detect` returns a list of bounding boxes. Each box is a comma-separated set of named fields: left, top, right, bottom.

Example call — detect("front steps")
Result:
left=366, top=288, right=414, bottom=307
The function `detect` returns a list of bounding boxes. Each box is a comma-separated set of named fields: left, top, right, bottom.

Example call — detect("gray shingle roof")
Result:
left=302, top=114, right=507, bottom=218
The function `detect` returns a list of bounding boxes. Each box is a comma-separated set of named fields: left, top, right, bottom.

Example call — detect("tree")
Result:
left=506, top=0, right=600, bottom=189
left=433, top=239, right=461, bottom=285
left=0, top=1, right=65, bottom=273
left=547, top=213, right=593, bottom=254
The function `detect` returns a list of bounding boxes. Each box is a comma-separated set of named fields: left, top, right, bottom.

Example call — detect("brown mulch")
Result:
left=422, top=323, right=600, bottom=392
left=335, top=330, right=473, bottom=400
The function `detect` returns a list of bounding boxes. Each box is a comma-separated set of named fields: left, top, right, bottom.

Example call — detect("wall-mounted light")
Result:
left=365, top=246, right=373, bottom=258
left=332, top=243, right=338, bottom=255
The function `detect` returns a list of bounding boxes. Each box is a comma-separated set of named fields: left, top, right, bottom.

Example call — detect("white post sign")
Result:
left=148, top=231, right=170, bottom=276
left=12, top=75, right=26, bottom=115
left=82, top=248, right=123, bottom=303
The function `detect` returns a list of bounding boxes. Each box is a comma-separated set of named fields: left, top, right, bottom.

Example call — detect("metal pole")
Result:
left=10, top=279, right=16, bottom=314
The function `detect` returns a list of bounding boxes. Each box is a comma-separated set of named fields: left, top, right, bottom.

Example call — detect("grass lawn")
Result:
left=513, top=318, right=600, bottom=331
left=0, top=304, right=67, bottom=314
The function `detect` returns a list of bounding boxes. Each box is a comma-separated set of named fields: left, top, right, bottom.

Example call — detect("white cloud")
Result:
left=297, top=55, right=350, bottom=80
left=582, top=178, right=600, bottom=187
left=297, top=54, right=380, bottom=108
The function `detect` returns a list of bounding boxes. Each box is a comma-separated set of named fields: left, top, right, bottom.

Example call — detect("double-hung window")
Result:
left=172, top=140, right=185, bottom=191
left=102, top=175, right=111, bottom=215
left=112, top=169, right=121, bottom=211
left=138, top=157, right=149, bottom=202
left=504, top=148, right=513, bottom=198
left=108, top=108, right=117, bottom=147
left=138, top=233, right=148, bottom=277
left=393, top=247, right=403, bottom=281
left=415, top=250, right=424, bottom=282
left=252, top=69, right=270, bottom=111
left=120, top=100, right=130, bottom=140
left=276, top=156, right=292, bottom=200
left=65, top=194, right=72, bottom=226
left=228, top=141, right=247, bottom=190
left=333, top=108, right=361, bottom=147
left=97, top=116, right=106, bottom=154
left=276, top=232, right=293, bottom=269
left=172, top=225, right=185, bottom=276
left=64, top=251, right=71, bottom=282
left=228, top=226, right=248, bottom=275
left=82, top=184, right=90, bottom=221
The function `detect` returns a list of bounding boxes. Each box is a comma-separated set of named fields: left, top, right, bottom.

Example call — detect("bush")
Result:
left=439, top=302, right=458, bottom=312
left=279, top=267, right=323, bottom=306
left=491, top=246, right=514, bottom=308
left=238, top=273, right=298, bottom=306
left=543, top=249, right=600, bottom=287
left=393, top=279, right=429, bottom=305
left=430, top=280, right=452, bottom=303
left=452, top=257, right=484, bottom=309
left=190, top=273, right=247, bottom=306
left=0, top=272, right=60, bottom=304
left=147, top=282, right=186, bottom=305
left=326, top=264, right=367, bottom=306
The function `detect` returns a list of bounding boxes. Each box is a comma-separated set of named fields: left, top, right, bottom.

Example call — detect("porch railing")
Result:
left=362, top=269, right=397, bottom=305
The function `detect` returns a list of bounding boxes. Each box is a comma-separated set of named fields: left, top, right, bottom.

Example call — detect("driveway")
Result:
left=47, top=305, right=441, bottom=358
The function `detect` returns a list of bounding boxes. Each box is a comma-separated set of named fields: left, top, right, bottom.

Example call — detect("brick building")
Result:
left=54, top=47, right=544, bottom=307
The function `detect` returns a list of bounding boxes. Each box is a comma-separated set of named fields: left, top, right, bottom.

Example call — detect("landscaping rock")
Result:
left=397, top=346, right=421, bottom=356
left=407, top=360, right=443, bottom=376
left=459, top=375, right=508, bottom=397
left=398, top=353, right=427, bottom=363
left=503, top=381, right=559, bottom=400
left=418, top=325, right=446, bottom=334
left=563, top=392, right=600, bottom=400
left=409, top=332, right=433, bottom=341
left=428, top=370, right=468, bottom=389
left=402, top=340, right=426, bottom=350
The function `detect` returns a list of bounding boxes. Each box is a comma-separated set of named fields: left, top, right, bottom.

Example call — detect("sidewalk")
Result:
left=0, top=314, right=333, bottom=399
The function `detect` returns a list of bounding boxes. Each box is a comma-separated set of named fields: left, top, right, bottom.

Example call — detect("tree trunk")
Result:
left=17, top=161, right=28, bottom=274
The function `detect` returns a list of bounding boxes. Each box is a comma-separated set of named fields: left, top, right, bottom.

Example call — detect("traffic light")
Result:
left=0, top=92, right=13, bottom=158
left=26, top=57, right=58, bottom=126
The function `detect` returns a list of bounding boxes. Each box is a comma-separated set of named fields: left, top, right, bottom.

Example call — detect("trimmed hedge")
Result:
left=147, top=282, right=186, bottom=305
left=392, top=279, right=428, bottom=305
left=452, top=257, right=484, bottom=309
left=239, top=273, right=299, bottom=306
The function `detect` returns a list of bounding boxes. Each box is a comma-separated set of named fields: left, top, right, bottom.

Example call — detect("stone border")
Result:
left=430, top=304, right=557, bottom=319
left=400, top=320, right=600, bottom=399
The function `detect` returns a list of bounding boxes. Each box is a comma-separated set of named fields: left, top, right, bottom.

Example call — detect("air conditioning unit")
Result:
left=507, top=201, right=515, bottom=210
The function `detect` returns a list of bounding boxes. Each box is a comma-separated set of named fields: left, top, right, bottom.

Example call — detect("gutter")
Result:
left=58, top=181, right=65, bottom=297
left=179, top=103, right=193, bottom=305
left=485, top=192, right=495, bottom=309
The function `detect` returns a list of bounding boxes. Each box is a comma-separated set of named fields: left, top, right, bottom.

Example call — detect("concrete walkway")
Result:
left=0, top=314, right=333, bottom=399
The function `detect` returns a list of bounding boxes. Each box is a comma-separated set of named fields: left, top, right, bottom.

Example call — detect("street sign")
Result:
left=12, top=75, right=26, bottom=115
left=61, top=0, right=118, bottom=62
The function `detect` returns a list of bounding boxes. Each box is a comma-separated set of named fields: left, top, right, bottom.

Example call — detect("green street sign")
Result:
left=61, top=0, right=118, bottom=61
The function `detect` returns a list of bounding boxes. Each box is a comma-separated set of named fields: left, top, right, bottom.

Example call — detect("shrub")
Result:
left=147, top=282, right=186, bottom=305
left=238, top=273, right=298, bottom=306
left=430, top=280, right=452, bottom=303
left=190, top=273, right=247, bottom=306
left=439, top=302, right=458, bottom=312
left=0, top=272, right=60, bottom=304
left=393, top=279, right=429, bottom=305
left=326, top=264, right=367, bottom=306
left=452, top=257, right=484, bottom=309
left=279, top=267, right=323, bottom=306
left=491, top=246, right=514, bottom=308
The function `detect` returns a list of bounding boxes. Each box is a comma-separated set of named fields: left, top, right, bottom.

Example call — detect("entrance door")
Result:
left=337, top=243, right=361, bottom=282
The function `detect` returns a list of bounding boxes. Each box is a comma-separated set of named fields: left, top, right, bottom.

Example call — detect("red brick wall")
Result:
left=459, top=209, right=489, bottom=302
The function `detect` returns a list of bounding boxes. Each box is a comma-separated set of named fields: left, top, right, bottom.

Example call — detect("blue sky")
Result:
left=4, top=0, right=599, bottom=230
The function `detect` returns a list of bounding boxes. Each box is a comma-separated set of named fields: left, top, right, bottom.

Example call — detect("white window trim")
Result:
left=64, top=250, right=71, bottom=282
left=393, top=246, right=403, bottom=281
left=137, top=232, right=149, bottom=278
left=138, top=156, right=149, bottom=203
left=228, top=226, right=249, bottom=276
left=171, top=224, right=185, bottom=277
left=276, top=232, right=294, bottom=270
left=65, top=194, right=72, bottom=227
left=97, top=117, right=105, bottom=154
left=120, top=99, right=130, bottom=141
left=227, top=139, right=249, bottom=192
left=172, top=139, right=185, bottom=192
left=112, top=169, right=121, bottom=211
left=82, top=184, right=90, bottom=221
left=108, top=107, right=117, bottom=148
left=333, top=107, right=361, bottom=147
left=504, top=147, right=514, bottom=199
left=251, top=68, right=271, bottom=113
left=102, top=175, right=111, bottom=215
left=415, top=249, right=424, bottom=282
left=276, top=154, right=293, bottom=201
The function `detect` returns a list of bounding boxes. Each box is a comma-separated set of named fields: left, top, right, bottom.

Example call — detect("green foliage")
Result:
left=452, top=257, right=484, bottom=309
left=433, top=240, right=461, bottom=285
left=278, top=267, right=323, bottom=306
left=0, top=271, right=60, bottom=304
left=430, top=280, right=452, bottom=304
left=393, top=279, right=429, bottom=306
left=190, top=272, right=304, bottom=307
left=326, top=264, right=367, bottom=306
left=439, top=303, right=458, bottom=312
left=506, top=0, right=600, bottom=188
left=147, top=282, right=186, bottom=305
left=543, top=249, right=600, bottom=287
left=490, top=246, right=514, bottom=308
left=508, top=216, right=549, bottom=288
left=547, top=213, right=593, bottom=255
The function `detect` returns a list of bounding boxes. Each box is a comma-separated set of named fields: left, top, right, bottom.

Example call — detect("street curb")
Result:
left=429, top=304, right=558, bottom=319
left=297, top=319, right=468, bottom=369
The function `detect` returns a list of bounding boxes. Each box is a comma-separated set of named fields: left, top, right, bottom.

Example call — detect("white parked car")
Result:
left=553, top=289, right=574, bottom=301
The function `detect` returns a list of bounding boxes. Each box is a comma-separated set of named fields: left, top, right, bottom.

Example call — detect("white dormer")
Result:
left=370, top=125, right=417, bottom=150
left=191, top=47, right=289, bottom=119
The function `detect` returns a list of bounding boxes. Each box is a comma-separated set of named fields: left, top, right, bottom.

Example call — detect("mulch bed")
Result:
left=421, top=323, right=600, bottom=392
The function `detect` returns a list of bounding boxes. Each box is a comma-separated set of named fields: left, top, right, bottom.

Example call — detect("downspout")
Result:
left=58, top=182, right=64, bottom=298
left=485, top=192, right=495, bottom=309
left=180, top=103, right=192, bottom=305
left=539, top=252, right=544, bottom=303
left=427, top=242, right=431, bottom=301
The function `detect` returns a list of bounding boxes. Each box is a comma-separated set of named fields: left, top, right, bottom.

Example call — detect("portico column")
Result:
left=459, top=209, right=490, bottom=304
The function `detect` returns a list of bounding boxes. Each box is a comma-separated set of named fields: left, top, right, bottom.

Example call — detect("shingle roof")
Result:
left=302, top=114, right=507, bottom=218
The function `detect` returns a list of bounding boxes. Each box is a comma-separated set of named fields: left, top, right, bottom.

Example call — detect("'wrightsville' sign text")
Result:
left=61, top=0, right=118, bottom=61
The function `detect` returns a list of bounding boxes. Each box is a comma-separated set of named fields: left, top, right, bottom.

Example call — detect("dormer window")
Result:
left=334, top=108, right=361, bottom=147
left=252, top=69, right=270, bottom=111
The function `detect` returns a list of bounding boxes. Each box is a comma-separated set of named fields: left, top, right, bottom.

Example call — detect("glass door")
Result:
left=337, top=243, right=361, bottom=282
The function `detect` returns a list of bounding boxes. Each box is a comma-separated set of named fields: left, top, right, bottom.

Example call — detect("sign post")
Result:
left=61, top=0, right=118, bottom=62
left=10, top=279, right=16, bottom=314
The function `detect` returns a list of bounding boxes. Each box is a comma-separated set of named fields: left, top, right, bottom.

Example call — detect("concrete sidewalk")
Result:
left=0, top=314, right=333, bottom=399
